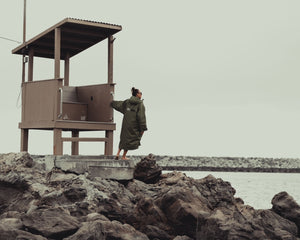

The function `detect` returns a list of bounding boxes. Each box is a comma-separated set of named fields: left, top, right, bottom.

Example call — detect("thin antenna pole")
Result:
left=22, top=0, right=26, bottom=83
left=23, top=0, right=26, bottom=42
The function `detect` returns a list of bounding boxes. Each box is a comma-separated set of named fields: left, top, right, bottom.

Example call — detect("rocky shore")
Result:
left=1, top=152, right=300, bottom=239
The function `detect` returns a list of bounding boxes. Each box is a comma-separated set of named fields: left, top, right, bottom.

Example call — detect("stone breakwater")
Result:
left=129, top=155, right=300, bottom=172
left=1, top=152, right=300, bottom=240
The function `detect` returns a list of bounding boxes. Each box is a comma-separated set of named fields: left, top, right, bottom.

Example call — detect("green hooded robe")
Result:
left=112, top=96, right=147, bottom=150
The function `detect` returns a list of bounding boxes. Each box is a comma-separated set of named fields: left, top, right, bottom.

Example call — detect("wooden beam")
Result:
left=22, top=56, right=26, bottom=83
left=64, top=52, right=70, bottom=86
left=28, top=48, right=34, bottom=82
left=20, top=129, right=29, bottom=152
left=19, top=120, right=55, bottom=129
left=53, top=128, right=63, bottom=155
left=19, top=48, right=75, bottom=60
left=54, top=28, right=61, bottom=79
left=54, top=79, right=63, bottom=124
left=55, top=120, right=116, bottom=130
left=108, top=35, right=114, bottom=84
left=21, top=84, right=26, bottom=123
left=71, top=130, right=79, bottom=155
left=105, top=130, right=113, bottom=155
left=62, top=137, right=108, bottom=142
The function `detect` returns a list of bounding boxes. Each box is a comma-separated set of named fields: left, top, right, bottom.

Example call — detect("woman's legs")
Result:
left=122, top=150, right=129, bottom=160
left=115, top=148, right=121, bottom=159
left=116, top=149, right=129, bottom=160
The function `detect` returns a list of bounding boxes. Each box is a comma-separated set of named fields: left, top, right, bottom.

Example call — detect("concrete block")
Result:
left=89, top=165, right=134, bottom=180
left=54, top=155, right=134, bottom=180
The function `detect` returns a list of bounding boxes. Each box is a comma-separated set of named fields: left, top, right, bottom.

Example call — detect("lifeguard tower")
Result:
left=12, top=18, right=122, bottom=156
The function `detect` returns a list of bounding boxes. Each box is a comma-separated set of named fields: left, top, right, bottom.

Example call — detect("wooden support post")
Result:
left=71, top=130, right=79, bottom=155
left=20, top=129, right=29, bottom=152
left=109, top=84, right=115, bottom=122
left=22, top=56, right=26, bottom=83
left=21, top=82, right=26, bottom=123
left=105, top=130, right=113, bottom=155
left=28, top=48, right=34, bottom=82
left=108, top=35, right=114, bottom=84
left=53, top=129, right=63, bottom=155
left=107, top=36, right=115, bottom=155
left=54, top=28, right=61, bottom=79
left=64, top=52, right=70, bottom=86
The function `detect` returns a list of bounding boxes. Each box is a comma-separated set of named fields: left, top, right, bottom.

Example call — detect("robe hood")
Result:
left=129, top=96, right=143, bottom=105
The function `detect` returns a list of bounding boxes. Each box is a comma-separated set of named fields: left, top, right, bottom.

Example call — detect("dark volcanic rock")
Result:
left=1, top=152, right=300, bottom=240
left=272, top=191, right=300, bottom=237
left=173, top=236, right=193, bottom=240
left=198, top=207, right=298, bottom=240
left=141, top=224, right=172, bottom=240
left=22, top=207, right=80, bottom=239
left=0, top=217, right=23, bottom=230
left=256, top=209, right=298, bottom=239
left=63, top=187, right=87, bottom=202
left=0, top=224, right=47, bottom=240
left=62, top=220, right=106, bottom=240
left=0, top=173, right=35, bottom=214
left=134, top=154, right=162, bottom=183
left=0, top=228, right=47, bottom=240
left=65, top=219, right=149, bottom=240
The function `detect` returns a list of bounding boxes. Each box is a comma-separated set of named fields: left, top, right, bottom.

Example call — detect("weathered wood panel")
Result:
left=22, top=79, right=62, bottom=123
left=77, top=83, right=114, bottom=122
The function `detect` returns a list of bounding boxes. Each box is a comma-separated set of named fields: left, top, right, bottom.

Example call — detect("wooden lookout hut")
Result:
left=12, top=18, right=122, bottom=155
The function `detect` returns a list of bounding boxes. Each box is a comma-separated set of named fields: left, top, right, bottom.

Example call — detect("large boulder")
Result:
left=0, top=173, right=35, bottom=214
left=140, top=224, right=172, bottom=240
left=155, top=186, right=211, bottom=237
left=256, top=209, right=298, bottom=239
left=134, top=154, right=162, bottom=183
left=0, top=224, right=47, bottom=240
left=64, top=219, right=149, bottom=240
left=272, top=191, right=300, bottom=237
left=22, top=207, right=80, bottom=239
left=0, top=217, right=23, bottom=230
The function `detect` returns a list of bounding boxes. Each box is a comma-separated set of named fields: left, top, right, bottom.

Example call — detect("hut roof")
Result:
left=12, top=18, right=122, bottom=59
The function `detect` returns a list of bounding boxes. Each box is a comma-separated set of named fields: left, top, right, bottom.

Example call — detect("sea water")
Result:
left=165, top=171, right=300, bottom=209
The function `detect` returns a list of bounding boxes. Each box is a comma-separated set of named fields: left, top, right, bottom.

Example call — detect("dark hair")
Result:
left=131, top=87, right=139, bottom=96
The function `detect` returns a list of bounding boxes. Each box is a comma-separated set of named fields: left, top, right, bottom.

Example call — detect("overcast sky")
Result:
left=1, top=0, right=300, bottom=158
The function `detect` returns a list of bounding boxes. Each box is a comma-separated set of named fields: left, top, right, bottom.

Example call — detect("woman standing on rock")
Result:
left=111, top=87, right=147, bottom=160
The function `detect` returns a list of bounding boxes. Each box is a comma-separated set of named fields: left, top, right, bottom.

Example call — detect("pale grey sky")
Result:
left=1, top=0, right=300, bottom=157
